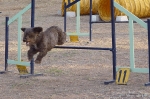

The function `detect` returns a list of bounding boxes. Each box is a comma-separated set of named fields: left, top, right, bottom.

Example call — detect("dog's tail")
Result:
left=57, top=31, right=66, bottom=45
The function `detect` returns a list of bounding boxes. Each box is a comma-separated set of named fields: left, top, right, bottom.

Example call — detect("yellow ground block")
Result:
left=16, top=65, right=28, bottom=74
left=116, top=68, right=130, bottom=85
left=69, top=35, right=79, bottom=42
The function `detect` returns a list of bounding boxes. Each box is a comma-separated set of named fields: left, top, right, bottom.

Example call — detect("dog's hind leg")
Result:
left=35, top=51, right=47, bottom=64
left=57, top=32, right=66, bottom=45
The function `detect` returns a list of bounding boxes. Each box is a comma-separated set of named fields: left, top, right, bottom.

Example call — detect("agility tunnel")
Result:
left=98, top=0, right=150, bottom=22
left=61, top=0, right=99, bottom=16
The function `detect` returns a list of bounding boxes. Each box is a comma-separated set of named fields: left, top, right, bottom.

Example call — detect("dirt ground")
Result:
left=0, top=0, right=150, bottom=99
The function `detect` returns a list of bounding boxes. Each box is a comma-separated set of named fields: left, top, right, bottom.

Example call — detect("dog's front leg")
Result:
left=35, top=50, right=47, bottom=64
left=28, top=48, right=38, bottom=61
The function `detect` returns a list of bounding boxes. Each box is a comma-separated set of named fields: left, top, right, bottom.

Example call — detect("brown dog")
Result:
left=21, top=26, right=66, bottom=64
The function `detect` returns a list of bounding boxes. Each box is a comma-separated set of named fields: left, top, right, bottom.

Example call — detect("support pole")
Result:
left=104, top=0, right=116, bottom=85
left=30, top=0, right=35, bottom=74
left=129, top=17, right=135, bottom=71
left=76, top=1, right=80, bottom=34
left=145, top=19, right=150, bottom=86
left=0, top=17, right=9, bottom=74
left=89, top=0, right=92, bottom=41
left=5, top=17, right=9, bottom=72
left=31, top=0, right=35, bottom=27
left=17, top=16, right=22, bottom=62
left=68, top=0, right=70, bottom=4
left=64, top=2, right=67, bottom=32
left=111, top=0, right=117, bottom=81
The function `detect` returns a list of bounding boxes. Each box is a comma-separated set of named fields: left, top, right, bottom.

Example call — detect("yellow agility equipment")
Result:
left=69, top=32, right=79, bottom=42
left=16, top=65, right=28, bottom=74
left=98, top=0, right=150, bottom=22
left=116, top=68, right=130, bottom=85
left=61, top=0, right=99, bottom=16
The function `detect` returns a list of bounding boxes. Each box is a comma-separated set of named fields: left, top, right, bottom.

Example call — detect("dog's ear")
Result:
left=33, top=27, right=43, bottom=33
left=21, top=28, right=26, bottom=32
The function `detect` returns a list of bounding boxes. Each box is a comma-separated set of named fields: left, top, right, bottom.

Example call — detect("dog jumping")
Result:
left=21, top=26, right=66, bottom=64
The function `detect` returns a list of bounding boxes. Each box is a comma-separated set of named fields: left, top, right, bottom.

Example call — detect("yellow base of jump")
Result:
left=16, top=65, right=28, bottom=74
left=69, top=35, right=79, bottom=42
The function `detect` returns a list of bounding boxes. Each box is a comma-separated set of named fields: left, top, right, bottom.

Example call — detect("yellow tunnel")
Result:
left=61, top=0, right=99, bottom=16
left=61, top=0, right=150, bottom=22
left=98, top=0, right=150, bottom=21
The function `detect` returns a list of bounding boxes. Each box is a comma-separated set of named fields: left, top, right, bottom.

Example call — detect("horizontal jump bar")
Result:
left=67, top=33, right=89, bottom=36
left=7, top=60, right=30, bottom=66
left=90, top=21, right=147, bottom=24
left=55, top=46, right=112, bottom=51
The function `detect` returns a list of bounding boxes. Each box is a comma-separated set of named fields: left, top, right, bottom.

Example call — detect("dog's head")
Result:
left=21, top=27, right=43, bottom=46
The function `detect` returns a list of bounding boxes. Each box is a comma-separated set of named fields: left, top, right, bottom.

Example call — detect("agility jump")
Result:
left=0, top=0, right=42, bottom=78
left=102, top=0, right=150, bottom=86
left=63, top=0, right=150, bottom=86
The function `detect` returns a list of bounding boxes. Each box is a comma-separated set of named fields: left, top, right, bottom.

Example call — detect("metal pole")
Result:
left=76, top=1, right=80, bottom=34
left=31, top=0, right=35, bottom=74
left=31, top=0, right=35, bottom=27
left=110, top=0, right=116, bottom=80
left=68, top=0, right=70, bottom=4
left=55, top=46, right=112, bottom=51
left=30, top=59, right=34, bottom=74
left=5, top=17, right=9, bottom=71
left=89, top=0, right=92, bottom=41
left=148, top=19, right=150, bottom=83
left=64, top=3, right=67, bottom=32
left=145, top=19, right=150, bottom=86
left=104, top=0, right=116, bottom=85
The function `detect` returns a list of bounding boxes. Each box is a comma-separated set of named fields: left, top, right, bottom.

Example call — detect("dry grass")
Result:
left=0, top=0, right=150, bottom=99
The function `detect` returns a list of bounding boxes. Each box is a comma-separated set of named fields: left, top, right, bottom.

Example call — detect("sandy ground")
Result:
left=0, top=0, right=150, bottom=99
